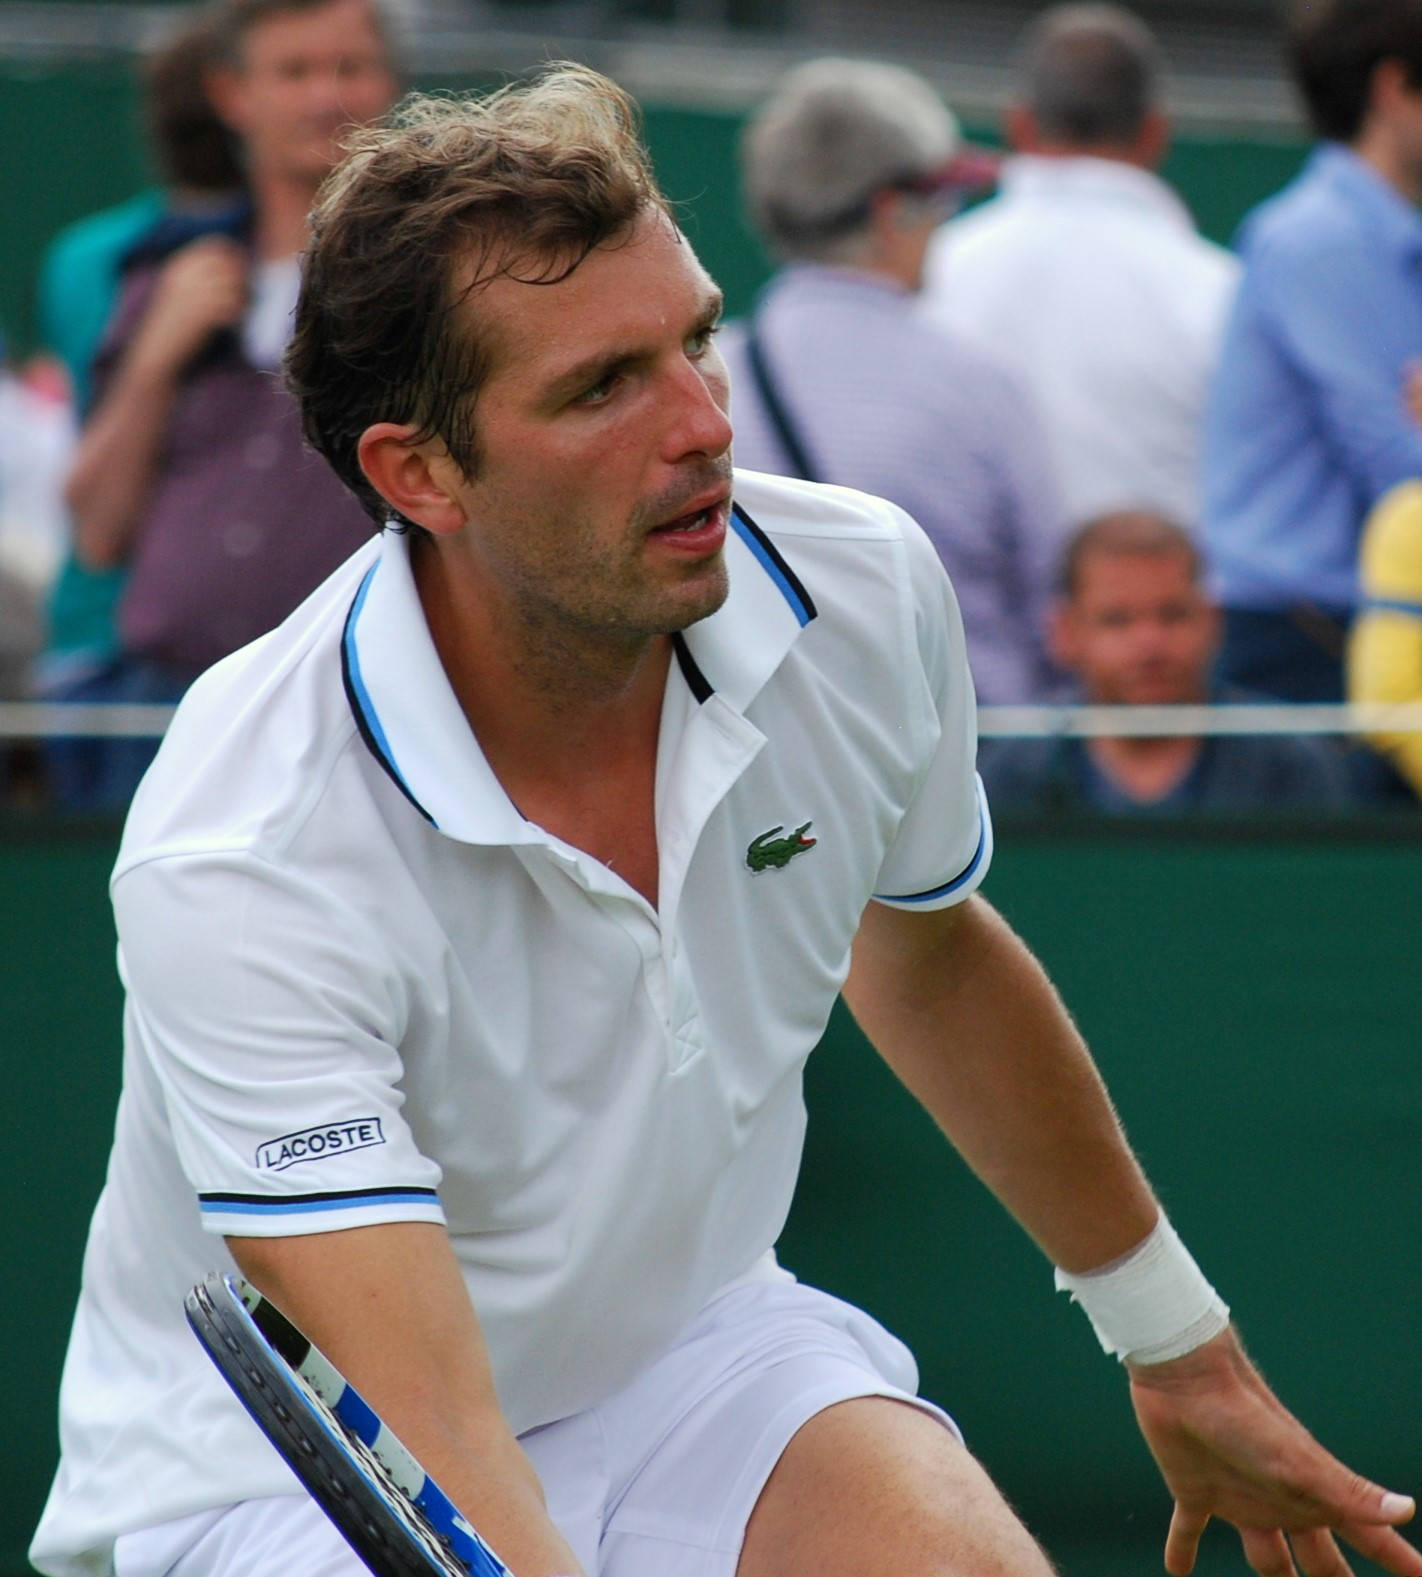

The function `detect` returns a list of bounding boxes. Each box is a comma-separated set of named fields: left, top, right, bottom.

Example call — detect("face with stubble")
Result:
left=1050, top=549, right=1221, bottom=706
left=424, top=210, right=736, bottom=652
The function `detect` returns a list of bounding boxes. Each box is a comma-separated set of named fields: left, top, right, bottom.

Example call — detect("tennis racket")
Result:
left=185, top=1270, right=512, bottom=1577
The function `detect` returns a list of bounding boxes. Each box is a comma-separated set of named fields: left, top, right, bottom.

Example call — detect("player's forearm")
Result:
left=843, top=893, right=1159, bottom=1273
left=228, top=1223, right=586, bottom=1577
left=67, top=351, right=183, bottom=569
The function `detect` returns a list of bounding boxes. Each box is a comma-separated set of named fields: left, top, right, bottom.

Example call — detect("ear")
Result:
left=1047, top=598, right=1079, bottom=672
left=1130, top=108, right=1172, bottom=170
left=357, top=423, right=469, bottom=536
left=204, top=64, right=248, bottom=137
left=1370, top=56, right=1412, bottom=119
left=1201, top=596, right=1224, bottom=660
left=1004, top=103, right=1041, bottom=154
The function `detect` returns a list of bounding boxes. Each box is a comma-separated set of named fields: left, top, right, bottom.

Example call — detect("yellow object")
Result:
left=1348, top=480, right=1422, bottom=795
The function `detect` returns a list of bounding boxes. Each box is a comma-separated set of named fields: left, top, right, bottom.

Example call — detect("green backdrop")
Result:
left=0, top=53, right=1310, bottom=357
left=5, top=820, right=1418, bottom=1575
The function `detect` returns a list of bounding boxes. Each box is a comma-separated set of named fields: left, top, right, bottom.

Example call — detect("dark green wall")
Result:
left=6, top=824, right=1418, bottom=1575
left=0, top=56, right=1307, bottom=357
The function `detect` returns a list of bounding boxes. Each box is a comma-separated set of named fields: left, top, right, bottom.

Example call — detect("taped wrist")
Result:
left=1054, top=1214, right=1230, bottom=1365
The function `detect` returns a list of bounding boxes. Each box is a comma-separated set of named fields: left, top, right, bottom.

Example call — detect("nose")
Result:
left=663, top=353, right=733, bottom=463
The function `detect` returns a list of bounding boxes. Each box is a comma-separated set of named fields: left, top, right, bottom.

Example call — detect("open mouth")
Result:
left=654, top=503, right=720, bottom=533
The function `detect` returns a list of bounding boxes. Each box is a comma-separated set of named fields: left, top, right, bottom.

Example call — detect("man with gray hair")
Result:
left=922, top=4, right=1239, bottom=530
left=722, top=56, right=1068, bottom=704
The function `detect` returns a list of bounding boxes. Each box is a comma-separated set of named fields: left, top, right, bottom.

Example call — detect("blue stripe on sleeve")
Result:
left=200, top=1190, right=441, bottom=1218
left=874, top=804, right=989, bottom=905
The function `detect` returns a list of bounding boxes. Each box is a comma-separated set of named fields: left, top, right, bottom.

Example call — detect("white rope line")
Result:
left=3, top=700, right=1422, bottom=740
left=977, top=702, right=1422, bottom=739
left=0, top=703, right=178, bottom=738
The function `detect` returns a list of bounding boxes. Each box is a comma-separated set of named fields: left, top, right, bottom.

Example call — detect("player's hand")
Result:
left=129, top=236, right=249, bottom=376
left=1127, top=1327, right=1422, bottom=1577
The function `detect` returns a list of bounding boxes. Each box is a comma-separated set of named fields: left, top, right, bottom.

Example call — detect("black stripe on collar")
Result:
left=733, top=503, right=818, bottom=625
left=672, top=631, right=714, bottom=703
left=341, top=588, right=436, bottom=825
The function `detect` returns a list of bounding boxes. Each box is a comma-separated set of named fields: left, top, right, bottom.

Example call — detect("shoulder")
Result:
left=731, top=469, right=967, bottom=696
left=1200, top=724, right=1349, bottom=807
left=732, top=468, right=951, bottom=587
left=115, top=543, right=380, bottom=880
left=1236, top=160, right=1370, bottom=273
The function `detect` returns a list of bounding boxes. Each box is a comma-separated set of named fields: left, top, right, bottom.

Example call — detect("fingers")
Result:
left=1319, top=1471, right=1416, bottom=1529
left=1287, top=1529, right=1353, bottom=1577
left=1165, top=1505, right=1210, bottom=1576
left=1337, top=1519, right=1422, bottom=1577
left=1240, top=1527, right=1298, bottom=1577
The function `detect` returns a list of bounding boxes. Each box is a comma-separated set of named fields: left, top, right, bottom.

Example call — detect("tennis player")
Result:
left=32, top=65, right=1422, bottom=1577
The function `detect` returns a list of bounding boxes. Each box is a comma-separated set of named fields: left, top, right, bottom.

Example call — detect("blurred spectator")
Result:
left=53, top=0, right=399, bottom=811
left=0, top=349, right=74, bottom=601
left=1202, top=0, right=1422, bottom=702
left=721, top=57, right=1066, bottom=704
left=1348, top=480, right=1422, bottom=797
left=981, top=512, right=1351, bottom=814
left=37, top=9, right=246, bottom=718
left=0, top=337, right=70, bottom=808
left=922, top=4, right=1239, bottom=531
left=40, top=10, right=246, bottom=413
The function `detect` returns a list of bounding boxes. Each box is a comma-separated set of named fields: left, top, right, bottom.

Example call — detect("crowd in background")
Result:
left=1, top=0, right=1420, bottom=816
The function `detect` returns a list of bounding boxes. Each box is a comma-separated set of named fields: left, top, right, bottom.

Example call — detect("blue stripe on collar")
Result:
left=341, top=561, right=436, bottom=825
left=731, top=504, right=817, bottom=627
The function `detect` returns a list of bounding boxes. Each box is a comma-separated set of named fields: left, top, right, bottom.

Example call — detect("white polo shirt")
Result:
left=922, top=155, right=1241, bottom=530
left=31, top=469, right=991, bottom=1576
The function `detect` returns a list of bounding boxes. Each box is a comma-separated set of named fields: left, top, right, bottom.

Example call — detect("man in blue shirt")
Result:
left=1202, top=0, right=1422, bottom=701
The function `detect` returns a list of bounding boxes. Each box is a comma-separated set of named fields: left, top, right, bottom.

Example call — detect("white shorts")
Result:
left=114, top=1279, right=960, bottom=1577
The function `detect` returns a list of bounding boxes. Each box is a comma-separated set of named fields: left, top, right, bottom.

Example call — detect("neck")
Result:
left=1352, top=127, right=1422, bottom=205
left=411, top=531, right=672, bottom=786
left=1087, top=733, right=1202, bottom=803
left=249, top=167, right=322, bottom=261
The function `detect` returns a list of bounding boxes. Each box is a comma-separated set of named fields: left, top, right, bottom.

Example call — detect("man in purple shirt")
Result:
left=1202, top=0, right=1422, bottom=702
left=60, top=0, right=399, bottom=807
left=720, top=57, right=1068, bottom=705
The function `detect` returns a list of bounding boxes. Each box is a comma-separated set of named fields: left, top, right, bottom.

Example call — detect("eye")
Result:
left=687, top=322, right=721, bottom=359
left=573, top=369, right=623, bottom=406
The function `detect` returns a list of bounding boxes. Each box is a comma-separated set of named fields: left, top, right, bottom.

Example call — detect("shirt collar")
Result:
left=999, top=154, right=1196, bottom=231
left=1311, top=142, right=1422, bottom=262
left=341, top=499, right=816, bottom=842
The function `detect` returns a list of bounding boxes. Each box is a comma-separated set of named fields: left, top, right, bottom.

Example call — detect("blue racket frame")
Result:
left=185, top=1271, right=511, bottom=1577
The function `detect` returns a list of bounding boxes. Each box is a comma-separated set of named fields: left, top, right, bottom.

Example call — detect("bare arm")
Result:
left=844, top=893, right=1421, bottom=1577
left=228, top=1222, right=584, bottom=1577
left=68, top=236, right=248, bottom=569
left=843, top=891, right=1157, bottom=1271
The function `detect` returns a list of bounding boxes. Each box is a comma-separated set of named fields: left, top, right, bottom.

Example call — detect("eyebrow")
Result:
left=542, top=287, right=725, bottom=405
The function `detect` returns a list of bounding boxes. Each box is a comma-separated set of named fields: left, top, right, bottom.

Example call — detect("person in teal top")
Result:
left=37, top=11, right=244, bottom=710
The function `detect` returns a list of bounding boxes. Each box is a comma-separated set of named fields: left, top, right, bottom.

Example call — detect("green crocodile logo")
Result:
left=746, top=821, right=817, bottom=873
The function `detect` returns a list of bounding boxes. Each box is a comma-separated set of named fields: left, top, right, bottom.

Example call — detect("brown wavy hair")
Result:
left=286, top=63, right=670, bottom=522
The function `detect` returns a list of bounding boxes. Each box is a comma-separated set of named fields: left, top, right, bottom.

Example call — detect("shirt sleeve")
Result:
left=113, top=848, right=446, bottom=1238
left=871, top=511, right=995, bottom=909
left=1256, top=235, right=1422, bottom=501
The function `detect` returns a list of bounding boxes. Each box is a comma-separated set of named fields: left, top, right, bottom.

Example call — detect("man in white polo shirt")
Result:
left=33, top=65, right=1422, bottom=1577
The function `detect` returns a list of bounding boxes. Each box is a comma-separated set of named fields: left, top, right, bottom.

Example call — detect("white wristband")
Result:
left=1054, top=1214, right=1230, bottom=1365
